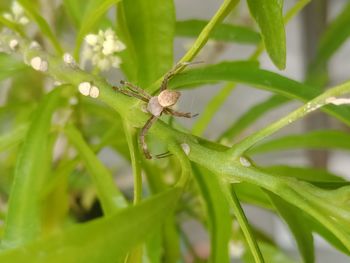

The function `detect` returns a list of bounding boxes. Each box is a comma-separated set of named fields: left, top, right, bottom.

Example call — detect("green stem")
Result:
left=148, top=0, right=239, bottom=93
left=123, top=120, right=143, bottom=204
left=178, top=0, right=239, bottom=65
left=228, top=80, right=350, bottom=157
left=169, top=143, right=192, bottom=188
left=222, top=184, right=264, bottom=263
left=64, top=125, right=127, bottom=214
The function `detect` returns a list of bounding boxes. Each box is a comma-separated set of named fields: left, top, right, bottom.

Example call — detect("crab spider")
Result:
left=116, top=62, right=198, bottom=159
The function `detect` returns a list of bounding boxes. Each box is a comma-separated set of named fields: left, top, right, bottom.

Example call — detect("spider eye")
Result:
left=158, top=90, right=180, bottom=107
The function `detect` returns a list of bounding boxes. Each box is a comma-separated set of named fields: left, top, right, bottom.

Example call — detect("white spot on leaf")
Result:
left=78, top=82, right=91, bottom=96
left=181, top=143, right=190, bottom=156
left=89, top=86, right=100, bottom=98
left=239, top=156, right=251, bottom=167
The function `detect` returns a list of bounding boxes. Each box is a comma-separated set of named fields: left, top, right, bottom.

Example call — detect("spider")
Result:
left=116, top=62, right=198, bottom=159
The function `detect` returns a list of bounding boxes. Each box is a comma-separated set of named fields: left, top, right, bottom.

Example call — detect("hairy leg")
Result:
left=140, top=115, right=159, bottom=159
left=120, top=80, right=151, bottom=100
left=164, top=108, right=198, bottom=118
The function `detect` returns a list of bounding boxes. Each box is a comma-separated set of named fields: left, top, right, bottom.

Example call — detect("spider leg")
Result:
left=160, top=61, right=204, bottom=92
left=164, top=108, right=198, bottom=118
left=155, top=151, right=173, bottom=159
left=140, top=115, right=159, bottom=159
left=120, top=80, right=151, bottom=100
left=116, top=88, right=149, bottom=103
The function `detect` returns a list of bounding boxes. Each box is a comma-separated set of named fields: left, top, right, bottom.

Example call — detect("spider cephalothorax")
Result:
left=117, top=63, right=197, bottom=159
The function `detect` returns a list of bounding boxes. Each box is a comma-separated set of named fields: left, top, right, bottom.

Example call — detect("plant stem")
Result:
left=148, top=0, right=239, bottom=93
left=123, top=120, right=143, bottom=204
left=228, top=80, right=350, bottom=157
left=222, top=184, right=265, bottom=263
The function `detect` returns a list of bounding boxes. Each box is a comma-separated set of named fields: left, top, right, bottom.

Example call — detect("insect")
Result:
left=117, top=62, right=198, bottom=159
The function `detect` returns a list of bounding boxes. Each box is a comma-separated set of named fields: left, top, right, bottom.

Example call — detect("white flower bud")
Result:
left=85, top=34, right=98, bottom=46
left=12, top=1, right=24, bottom=17
left=63, top=53, right=75, bottom=65
left=9, top=39, right=19, bottom=50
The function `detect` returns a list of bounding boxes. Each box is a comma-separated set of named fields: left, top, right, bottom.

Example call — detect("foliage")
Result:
left=0, top=0, right=350, bottom=262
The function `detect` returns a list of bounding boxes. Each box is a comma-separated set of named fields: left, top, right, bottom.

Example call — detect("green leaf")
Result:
left=0, top=16, right=25, bottom=36
left=64, top=124, right=127, bottom=215
left=219, top=95, right=288, bottom=141
left=193, top=82, right=236, bottom=136
left=248, top=130, right=350, bottom=155
left=18, top=0, right=63, bottom=54
left=265, top=190, right=314, bottom=263
left=0, top=124, right=28, bottom=152
left=243, top=242, right=297, bottom=263
left=169, top=61, right=350, bottom=126
left=0, top=53, right=27, bottom=81
left=117, top=0, right=175, bottom=87
left=176, top=19, right=261, bottom=44
left=311, top=2, right=350, bottom=72
left=193, top=165, right=231, bottom=263
left=235, top=183, right=272, bottom=210
left=1, top=88, right=64, bottom=249
left=246, top=0, right=286, bottom=69
left=0, top=188, right=181, bottom=263
left=73, top=0, right=122, bottom=58
left=63, top=0, right=89, bottom=28
left=262, top=165, right=345, bottom=184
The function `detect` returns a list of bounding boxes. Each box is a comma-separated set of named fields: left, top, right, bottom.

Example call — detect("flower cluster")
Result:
left=83, top=28, right=126, bottom=71
left=3, top=1, right=29, bottom=25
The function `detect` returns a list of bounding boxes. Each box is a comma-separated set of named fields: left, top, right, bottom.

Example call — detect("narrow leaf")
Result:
left=0, top=124, right=28, bottom=152
left=169, top=61, right=350, bottom=126
left=2, top=89, right=63, bottom=249
left=0, top=53, right=27, bottom=81
left=18, top=0, right=63, bottom=54
left=64, top=124, right=127, bottom=215
left=243, top=242, right=296, bottom=263
left=193, top=82, right=236, bottom=136
left=117, top=0, right=175, bottom=87
left=176, top=19, right=260, bottom=44
left=265, top=190, right=314, bottom=263
left=219, top=95, right=288, bottom=141
left=248, top=130, right=350, bottom=155
left=193, top=165, right=231, bottom=263
left=246, top=0, right=286, bottom=69
left=0, top=188, right=181, bottom=263
left=311, top=2, right=350, bottom=71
